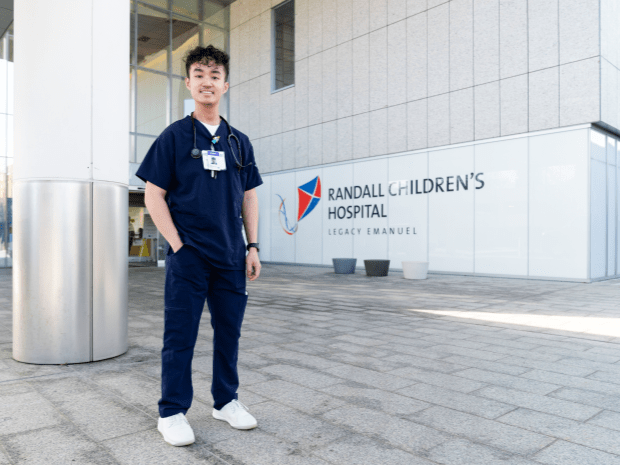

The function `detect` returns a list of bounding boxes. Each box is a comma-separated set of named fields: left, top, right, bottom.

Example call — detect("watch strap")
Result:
left=247, top=242, right=259, bottom=252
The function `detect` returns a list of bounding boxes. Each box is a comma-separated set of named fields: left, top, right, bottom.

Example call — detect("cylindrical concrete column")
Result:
left=13, top=0, right=130, bottom=363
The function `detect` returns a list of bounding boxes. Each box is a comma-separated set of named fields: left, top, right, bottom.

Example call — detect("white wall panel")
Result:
left=608, top=166, right=617, bottom=276
left=308, top=53, right=323, bottom=126
left=618, top=142, right=620, bottom=275
left=617, top=162, right=620, bottom=275
left=607, top=138, right=617, bottom=276
left=337, top=41, right=354, bottom=118
left=407, top=12, right=428, bottom=102
left=353, top=159, right=390, bottom=263
left=352, top=35, right=370, bottom=115
left=388, top=153, right=429, bottom=266
left=475, top=138, right=528, bottom=275
left=295, top=168, right=324, bottom=264
left=322, top=48, right=338, bottom=122
left=388, top=20, right=407, bottom=106
left=322, top=163, right=354, bottom=264
left=450, top=0, right=474, bottom=91
left=257, top=176, right=272, bottom=261
left=428, top=4, right=450, bottom=96
left=591, top=159, right=607, bottom=279
left=369, top=28, right=388, bottom=111
left=529, top=0, right=559, bottom=71
left=338, top=0, right=354, bottom=44
left=352, top=0, right=370, bottom=38
left=499, top=0, right=528, bottom=79
left=270, top=172, right=297, bottom=263
left=429, top=146, right=475, bottom=272
left=295, top=59, right=309, bottom=129
left=529, top=129, right=589, bottom=279
left=473, top=0, right=500, bottom=85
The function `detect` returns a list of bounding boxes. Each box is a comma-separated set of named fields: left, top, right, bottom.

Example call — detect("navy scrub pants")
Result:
left=158, top=244, right=248, bottom=419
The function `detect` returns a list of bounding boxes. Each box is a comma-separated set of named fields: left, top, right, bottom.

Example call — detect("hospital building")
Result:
left=4, top=0, right=620, bottom=361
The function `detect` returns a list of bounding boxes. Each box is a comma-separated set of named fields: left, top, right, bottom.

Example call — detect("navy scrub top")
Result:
left=136, top=116, right=263, bottom=270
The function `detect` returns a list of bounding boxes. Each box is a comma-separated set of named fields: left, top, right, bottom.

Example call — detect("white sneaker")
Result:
left=158, top=413, right=195, bottom=446
left=212, top=400, right=258, bottom=430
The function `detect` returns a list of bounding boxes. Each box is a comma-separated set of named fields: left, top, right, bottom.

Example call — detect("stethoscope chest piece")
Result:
left=191, top=148, right=201, bottom=159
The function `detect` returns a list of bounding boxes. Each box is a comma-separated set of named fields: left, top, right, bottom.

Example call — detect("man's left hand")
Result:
left=246, top=249, right=261, bottom=281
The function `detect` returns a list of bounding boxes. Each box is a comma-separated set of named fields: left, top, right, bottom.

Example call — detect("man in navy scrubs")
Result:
left=137, top=45, right=262, bottom=447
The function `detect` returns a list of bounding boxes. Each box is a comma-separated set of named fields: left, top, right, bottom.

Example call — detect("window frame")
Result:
left=271, top=0, right=295, bottom=93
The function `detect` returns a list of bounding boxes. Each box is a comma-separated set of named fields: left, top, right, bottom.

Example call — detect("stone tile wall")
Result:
left=229, top=0, right=604, bottom=173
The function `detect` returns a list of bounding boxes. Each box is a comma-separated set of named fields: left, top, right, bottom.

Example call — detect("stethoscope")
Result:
left=190, top=113, right=251, bottom=173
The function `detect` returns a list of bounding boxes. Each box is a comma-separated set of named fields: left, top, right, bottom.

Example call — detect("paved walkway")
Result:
left=1, top=266, right=620, bottom=464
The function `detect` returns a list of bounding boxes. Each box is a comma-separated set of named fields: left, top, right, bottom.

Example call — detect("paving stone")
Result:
left=533, top=440, right=620, bottom=465
left=425, top=345, right=506, bottom=361
left=550, top=387, right=620, bottom=413
left=586, top=410, right=620, bottom=431
left=424, top=438, right=540, bottom=465
left=248, top=401, right=348, bottom=447
left=476, top=385, right=601, bottom=421
left=396, top=383, right=515, bottom=419
left=322, top=405, right=449, bottom=453
left=1, top=425, right=117, bottom=465
left=388, top=366, right=487, bottom=393
left=0, top=390, right=63, bottom=436
left=103, top=429, right=223, bottom=465
left=411, top=406, right=554, bottom=455
left=522, top=369, right=620, bottom=396
left=90, top=371, right=160, bottom=416
left=259, top=364, right=342, bottom=389
left=455, top=368, right=561, bottom=395
left=382, top=353, right=465, bottom=374
left=312, top=434, right=434, bottom=465
left=323, top=364, right=415, bottom=391
left=32, top=376, right=154, bottom=442
left=588, top=370, right=620, bottom=386
left=441, top=355, right=530, bottom=376
left=244, top=380, right=346, bottom=415
left=495, top=355, right=598, bottom=377
left=212, top=429, right=329, bottom=465
left=498, top=408, right=620, bottom=455
left=319, top=383, right=430, bottom=415
left=260, top=349, right=342, bottom=370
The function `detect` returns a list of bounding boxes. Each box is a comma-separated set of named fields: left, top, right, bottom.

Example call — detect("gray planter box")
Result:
left=332, top=258, right=357, bottom=274
left=364, top=260, right=390, bottom=277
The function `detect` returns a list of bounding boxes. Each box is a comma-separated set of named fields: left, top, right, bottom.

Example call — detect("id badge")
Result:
left=202, top=150, right=227, bottom=171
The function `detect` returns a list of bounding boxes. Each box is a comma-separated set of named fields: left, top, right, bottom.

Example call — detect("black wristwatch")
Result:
left=247, top=243, right=259, bottom=252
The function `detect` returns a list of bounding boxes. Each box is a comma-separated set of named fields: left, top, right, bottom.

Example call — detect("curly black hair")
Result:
left=184, top=45, right=230, bottom=80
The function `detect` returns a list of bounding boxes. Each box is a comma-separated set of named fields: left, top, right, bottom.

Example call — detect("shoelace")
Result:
left=168, top=414, right=189, bottom=427
left=230, top=400, right=250, bottom=413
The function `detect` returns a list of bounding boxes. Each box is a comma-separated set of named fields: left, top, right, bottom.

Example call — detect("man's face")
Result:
left=185, top=60, right=229, bottom=108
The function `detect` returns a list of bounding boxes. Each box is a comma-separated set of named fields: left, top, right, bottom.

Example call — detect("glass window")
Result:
left=171, top=77, right=192, bottom=123
left=273, top=0, right=294, bottom=90
left=173, top=0, right=200, bottom=20
left=137, top=4, right=170, bottom=73
left=202, top=2, right=229, bottom=29
left=6, top=115, right=12, bottom=158
left=139, top=0, right=169, bottom=12
left=202, top=27, right=226, bottom=54
left=136, top=134, right=158, bottom=163
left=171, top=15, right=200, bottom=77
left=0, top=157, right=6, bottom=268
left=6, top=156, right=11, bottom=268
left=136, top=69, right=168, bottom=135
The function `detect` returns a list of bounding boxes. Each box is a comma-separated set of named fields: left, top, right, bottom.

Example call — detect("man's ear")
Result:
left=185, top=77, right=191, bottom=90
left=223, top=81, right=229, bottom=94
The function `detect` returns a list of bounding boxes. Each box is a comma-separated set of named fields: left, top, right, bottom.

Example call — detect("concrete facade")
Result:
left=229, top=0, right=609, bottom=174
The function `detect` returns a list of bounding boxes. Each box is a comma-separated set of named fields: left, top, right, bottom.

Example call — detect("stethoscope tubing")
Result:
left=190, top=113, right=251, bottom=172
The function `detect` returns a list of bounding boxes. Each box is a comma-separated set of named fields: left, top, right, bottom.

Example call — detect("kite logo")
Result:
left=277, top=176, right=321, bottom=235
